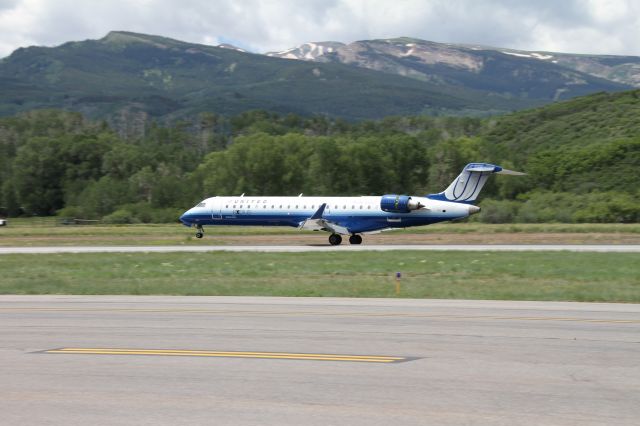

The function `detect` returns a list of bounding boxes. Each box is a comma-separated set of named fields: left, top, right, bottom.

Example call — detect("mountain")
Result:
left=0, top=31, right=541, bottom=128
left=268, top=37, right=635, bottom=100
left=557, top=54, right=640, bottom=87
left=0, top=32, right=632, bottom=130
left=464, top=45, right=640, bottom=88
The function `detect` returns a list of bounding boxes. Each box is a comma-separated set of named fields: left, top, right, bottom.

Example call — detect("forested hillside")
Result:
left=1, top=90, right=639, bottom=223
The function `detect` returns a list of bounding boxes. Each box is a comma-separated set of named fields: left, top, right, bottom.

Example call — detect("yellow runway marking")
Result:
left=43, top=347, right=412, bottom=363
left=5, top=307, right=640, bottom=324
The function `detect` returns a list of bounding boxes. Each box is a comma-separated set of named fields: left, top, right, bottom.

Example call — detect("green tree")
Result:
left=427, top=137, right=480, bottom=194
left=12, top=137, right=66, bottom=215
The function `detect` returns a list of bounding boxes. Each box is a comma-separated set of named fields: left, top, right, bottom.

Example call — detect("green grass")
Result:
left=1, top=251, right=638, bottom=302
left=0, top=221, right=296, bottom=246
left=8, top=218, right=640, bottom=232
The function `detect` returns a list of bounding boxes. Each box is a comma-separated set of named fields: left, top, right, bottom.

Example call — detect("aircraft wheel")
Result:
left=195, top=232, right=204, bottom=239
left=328, top=234, right=342, bottom=246
left=349, top=234, right=362, bottom=245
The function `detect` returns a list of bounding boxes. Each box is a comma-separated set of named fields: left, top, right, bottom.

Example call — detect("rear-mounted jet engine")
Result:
left=380, top=195, right=424, bottom=213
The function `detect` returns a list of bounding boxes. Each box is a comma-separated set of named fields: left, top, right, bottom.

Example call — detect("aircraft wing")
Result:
left=363, top=227, right=401, bottom=235
left=298, top=203, right=350, bottom=235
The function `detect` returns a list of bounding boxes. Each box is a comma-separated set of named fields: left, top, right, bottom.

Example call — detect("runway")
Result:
left=1, top=244, right=639, bottom=254
left=2, top=296, right=639, bottom=425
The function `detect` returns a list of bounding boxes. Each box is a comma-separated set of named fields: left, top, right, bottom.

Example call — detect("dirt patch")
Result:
left=3, top=231, right=639, bottom=246
left=207, top=232, right=640, bottom=245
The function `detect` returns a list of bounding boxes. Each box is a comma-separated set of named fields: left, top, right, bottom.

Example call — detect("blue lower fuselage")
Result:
left=180, top=211, right=454, bottom=233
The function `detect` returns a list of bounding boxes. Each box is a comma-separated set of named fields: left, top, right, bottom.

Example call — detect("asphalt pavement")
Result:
left=2, top=296, right=639, bottom=425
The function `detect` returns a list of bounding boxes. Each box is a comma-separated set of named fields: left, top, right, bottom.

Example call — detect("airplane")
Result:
left=179, top=162, right=524, bottom=245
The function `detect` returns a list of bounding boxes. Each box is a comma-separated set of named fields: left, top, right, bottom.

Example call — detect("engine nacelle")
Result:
left=380, top=195, right=423, bottom=213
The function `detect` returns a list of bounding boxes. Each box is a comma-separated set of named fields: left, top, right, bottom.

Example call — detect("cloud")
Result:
left=0, top=0, right=639, bottom=58
left=0, top=0, right=19, bottom=10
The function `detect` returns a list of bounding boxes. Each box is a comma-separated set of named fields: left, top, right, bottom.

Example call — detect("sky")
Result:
left=1, top=0, right=639, bottom=58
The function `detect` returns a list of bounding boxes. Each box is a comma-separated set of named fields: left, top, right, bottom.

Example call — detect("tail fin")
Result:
left=427, top=163, right=525, bottom=203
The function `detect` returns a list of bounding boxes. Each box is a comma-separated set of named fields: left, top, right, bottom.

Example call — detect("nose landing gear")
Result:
left=195, top=225, right=204, bottom=239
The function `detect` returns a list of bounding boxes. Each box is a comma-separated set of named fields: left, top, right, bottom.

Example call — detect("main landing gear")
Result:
left=349, top=234, right=362, bottom=245
left=328, top=234, right=363, bottom=245
left=328, top=234, right=342, bottom=246
left=195, top=225, right=204, bottom=239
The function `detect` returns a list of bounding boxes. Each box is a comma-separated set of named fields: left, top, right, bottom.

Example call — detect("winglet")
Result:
left=310, top=203, right=327, bottom=220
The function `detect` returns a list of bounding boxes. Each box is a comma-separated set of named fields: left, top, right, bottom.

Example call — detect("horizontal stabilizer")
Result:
left=496, top=168, right=526, bottom=176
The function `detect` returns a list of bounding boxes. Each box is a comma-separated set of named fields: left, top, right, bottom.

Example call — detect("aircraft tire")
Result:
left=195, top=232, right=204, bottom=239
left=349, top=235, right=362, bottom=245
left=328, top=234, right=342, bottom=246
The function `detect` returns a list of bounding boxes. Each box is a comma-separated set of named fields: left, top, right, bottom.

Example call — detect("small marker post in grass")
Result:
left=395, top=272, right=401, bottom=296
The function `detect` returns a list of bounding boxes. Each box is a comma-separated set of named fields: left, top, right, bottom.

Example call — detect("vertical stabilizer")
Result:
left=427, top=163, right=524, bottom=203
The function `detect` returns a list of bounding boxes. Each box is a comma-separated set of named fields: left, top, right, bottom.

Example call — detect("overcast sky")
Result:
left=1, top=0, right=639, bottom=58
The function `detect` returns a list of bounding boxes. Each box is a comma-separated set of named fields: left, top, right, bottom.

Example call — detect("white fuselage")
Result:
left=180, top=195, right=473, bottom=234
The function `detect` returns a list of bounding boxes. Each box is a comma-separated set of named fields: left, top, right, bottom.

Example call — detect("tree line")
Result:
left=0, top=106, right=638, bottom=223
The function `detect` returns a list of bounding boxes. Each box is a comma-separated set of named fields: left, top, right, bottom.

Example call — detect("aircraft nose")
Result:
left=179, top=212, right=192, bottom=226
left=468, top=205, right=481, bottom=215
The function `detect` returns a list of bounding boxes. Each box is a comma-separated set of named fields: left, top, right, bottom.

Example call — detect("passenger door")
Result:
left=211, top=198, right=222, bottom=219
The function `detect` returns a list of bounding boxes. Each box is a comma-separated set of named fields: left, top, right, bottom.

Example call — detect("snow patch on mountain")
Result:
left=217, top=43, right=246, bottom=53
left=266, top=42, right=345, bottom=61
left=531, top=53, right=554, bottom=60
left=502, top=51, right=554, bottom=60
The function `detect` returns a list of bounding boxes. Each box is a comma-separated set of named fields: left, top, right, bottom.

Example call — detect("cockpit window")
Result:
left=196, top=202, right=206, bottom=207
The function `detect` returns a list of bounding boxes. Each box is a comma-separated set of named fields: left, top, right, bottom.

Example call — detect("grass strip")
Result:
left=1, top=223, right=639, bottom=246
left=1, top=251, right=638, bottom=302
